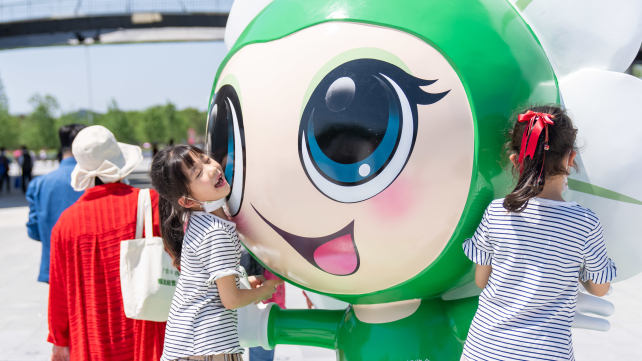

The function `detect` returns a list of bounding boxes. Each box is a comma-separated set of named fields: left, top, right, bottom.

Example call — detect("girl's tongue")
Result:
left=215, top=175, right=225, bottom=188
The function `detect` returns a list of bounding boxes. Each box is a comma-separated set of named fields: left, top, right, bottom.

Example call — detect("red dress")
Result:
left=48, top=183, right=166, bottom=361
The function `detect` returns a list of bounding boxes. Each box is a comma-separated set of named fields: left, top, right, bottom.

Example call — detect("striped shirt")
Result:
left=462, top=198, right=616, bottom=361
left=161, top=212, right=245, bottom=361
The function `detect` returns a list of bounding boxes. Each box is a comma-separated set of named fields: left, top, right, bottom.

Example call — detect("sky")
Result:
left=0, top=41, right=229, bottom=115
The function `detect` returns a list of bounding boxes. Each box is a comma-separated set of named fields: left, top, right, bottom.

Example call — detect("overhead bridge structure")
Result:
left=0, top=0, right=232, bottom=49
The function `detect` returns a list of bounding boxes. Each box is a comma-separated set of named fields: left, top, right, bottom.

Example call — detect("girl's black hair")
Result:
left=150, top=144, right=206, bottom=267
left=503, top=105, right=578, bottom=212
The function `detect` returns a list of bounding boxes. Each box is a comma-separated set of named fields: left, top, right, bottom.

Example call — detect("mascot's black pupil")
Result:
left=311, top=71, right=390, bottom=165
left=210, top=99, right=230, bottom=167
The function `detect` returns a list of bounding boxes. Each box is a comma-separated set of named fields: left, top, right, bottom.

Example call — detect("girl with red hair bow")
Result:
left=460, top=105, right=616, bottom=361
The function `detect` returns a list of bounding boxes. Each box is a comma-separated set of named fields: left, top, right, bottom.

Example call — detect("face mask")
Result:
left=562, top=150, right=572, bottom=193
left=184, top=197, right=226, bottom=213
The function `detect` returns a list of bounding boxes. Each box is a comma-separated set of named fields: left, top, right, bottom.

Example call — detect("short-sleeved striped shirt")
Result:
left=161, top=212, right=245, bottom=361
left=462, top=198, right=616, bottom=361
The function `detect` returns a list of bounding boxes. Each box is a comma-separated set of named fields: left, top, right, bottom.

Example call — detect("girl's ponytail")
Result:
left=504, top=170, right=545, bottom=212
left=150, top=144, right=208, bottom=267
left=503, top=105, right=578, bottom=213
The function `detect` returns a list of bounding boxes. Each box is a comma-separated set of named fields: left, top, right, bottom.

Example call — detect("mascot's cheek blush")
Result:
left=369, top=177, right=417, bottom=220
left=313, top=234, right=358, bottom=275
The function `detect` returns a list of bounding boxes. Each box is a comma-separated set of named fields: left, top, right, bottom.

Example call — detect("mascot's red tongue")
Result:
left=313, top=234, right=358, bottom=275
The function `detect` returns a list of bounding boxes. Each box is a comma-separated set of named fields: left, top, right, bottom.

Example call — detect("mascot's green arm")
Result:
left=266, top=306, right=345, bottom=349
left=264, top=297, right=478, bottom=350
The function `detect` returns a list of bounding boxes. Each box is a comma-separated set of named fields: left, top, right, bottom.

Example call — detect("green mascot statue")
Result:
left=206, top=0, right=642, bottom=360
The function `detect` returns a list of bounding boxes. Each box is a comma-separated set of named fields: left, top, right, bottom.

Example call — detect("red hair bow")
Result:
left=517, top=110, right=555, bottom=174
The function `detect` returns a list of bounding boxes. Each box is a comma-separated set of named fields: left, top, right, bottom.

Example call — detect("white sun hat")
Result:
left=70, top=125, right=143, bottom=191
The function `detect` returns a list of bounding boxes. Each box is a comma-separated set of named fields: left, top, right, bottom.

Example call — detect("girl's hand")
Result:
left=262, top=278, right=284, bottom=290
left=253, top=278, right=284, bottom=304
left=248, top=275, right=266, bottom=289
left=217, top=275, right=282, bottom=309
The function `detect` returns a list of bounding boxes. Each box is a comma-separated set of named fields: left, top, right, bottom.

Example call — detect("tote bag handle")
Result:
left=135, top=189, right=154, bottom=240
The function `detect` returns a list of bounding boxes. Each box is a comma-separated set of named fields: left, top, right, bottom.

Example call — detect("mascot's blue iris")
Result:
left=224, top=107, right=235, bottom=183
left=307, top=75, right=400, bottom=183
left=299, top=58, right=449, bottom=188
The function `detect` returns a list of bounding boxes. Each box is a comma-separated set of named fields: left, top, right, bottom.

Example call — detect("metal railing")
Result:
left=0, top=0, right=234, bottom=23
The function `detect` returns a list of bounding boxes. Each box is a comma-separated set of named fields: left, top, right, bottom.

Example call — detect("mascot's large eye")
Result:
left=206, top=85, right=245, bottom=216
left=299, top=59, right=449, bottom=203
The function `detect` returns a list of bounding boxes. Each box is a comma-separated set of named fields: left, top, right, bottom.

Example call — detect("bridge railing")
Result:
left=0, top=0, right=233, bottom=23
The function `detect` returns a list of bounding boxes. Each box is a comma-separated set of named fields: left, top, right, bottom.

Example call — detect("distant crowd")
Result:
left=0, top=145, right=35, bottom=193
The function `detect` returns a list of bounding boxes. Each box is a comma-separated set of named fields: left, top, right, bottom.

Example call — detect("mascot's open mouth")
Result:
left=251, top=205, right=360, bottom=275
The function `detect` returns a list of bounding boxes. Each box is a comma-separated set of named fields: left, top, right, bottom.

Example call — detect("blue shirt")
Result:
left=26, top=157, right=83, bottom=283
left=462, top=198, right=616, bottom=361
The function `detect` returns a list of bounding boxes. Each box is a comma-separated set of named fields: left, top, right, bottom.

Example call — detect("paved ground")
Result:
left=0, top=206, right=49, bottom=361
left=0, top=160, right=640, bottom=360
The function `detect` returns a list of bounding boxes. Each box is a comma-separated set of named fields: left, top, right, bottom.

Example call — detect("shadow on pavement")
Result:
left=0, top=176, right=28, bottom=209
left=0, top=193, right=28, bottom=209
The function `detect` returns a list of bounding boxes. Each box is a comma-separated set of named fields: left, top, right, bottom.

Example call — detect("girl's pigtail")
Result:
left=150, top=144, right=208, bottom=268
left=159, top=196, right=184, bottom=268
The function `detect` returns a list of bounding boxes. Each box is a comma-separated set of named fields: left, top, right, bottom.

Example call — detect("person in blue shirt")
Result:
left=26, top=124, right=86, bottom=283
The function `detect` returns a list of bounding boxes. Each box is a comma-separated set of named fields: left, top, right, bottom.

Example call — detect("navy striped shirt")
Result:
left=462, top=198, right=616, bottom=361
left=161, top=212, right=244, bottom=361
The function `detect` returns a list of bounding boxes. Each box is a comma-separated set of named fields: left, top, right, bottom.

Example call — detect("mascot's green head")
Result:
left=205, top=0, right=558, bottom=304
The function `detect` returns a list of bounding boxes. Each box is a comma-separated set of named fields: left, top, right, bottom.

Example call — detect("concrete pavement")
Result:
left=0, top=206, right=49, bottom=361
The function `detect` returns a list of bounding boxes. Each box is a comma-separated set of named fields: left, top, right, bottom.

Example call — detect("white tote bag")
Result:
left=120, top=189, right=179, bottom=322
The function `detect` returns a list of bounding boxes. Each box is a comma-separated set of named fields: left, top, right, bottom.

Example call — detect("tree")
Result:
left=21, top=94, right=60, bottom=149
left=0, top=84, right=208, bottom=149
left=139, top=105, right=169, bottom=143
left=0, top=74, right=7, bottom=113
left=57, top=111, right=89, bottom=128
left=0, top=76, right=19, bottom=149
left=99, top=100, right=138, bottom=144
left=178, top=107, right=207, bottom=141
left=163, top=102, right=186, bottom=143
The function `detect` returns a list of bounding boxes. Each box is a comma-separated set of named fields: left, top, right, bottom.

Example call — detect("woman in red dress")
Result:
left=48, top=126, right=165, bottom=361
